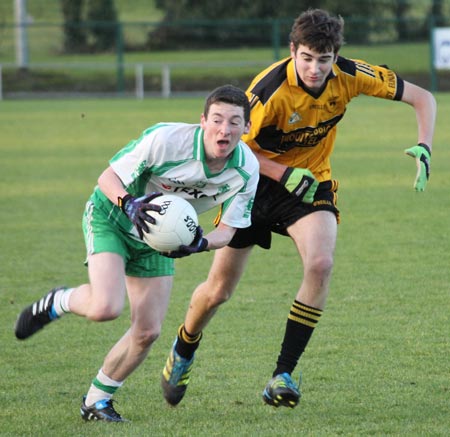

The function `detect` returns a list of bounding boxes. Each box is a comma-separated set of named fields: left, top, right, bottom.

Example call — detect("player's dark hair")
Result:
left=204, top=84, right=250, bottom=123
left=290, top=8, right=344, bottom=54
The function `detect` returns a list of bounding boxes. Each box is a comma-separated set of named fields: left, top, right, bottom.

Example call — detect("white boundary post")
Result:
left=14, top=0, right=29, bottom=69
left=135, top=64, right=144, bottom=99
left=162, top=64, right=171, bottom=98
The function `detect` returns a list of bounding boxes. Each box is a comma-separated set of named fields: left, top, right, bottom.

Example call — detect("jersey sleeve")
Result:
left=218, top=144, right=260, bottom=229
left=109, top=124, right=175, bottom=194
left=109, top=128, right=154, bottom=188
left=340, top=57, right=404, bottom=101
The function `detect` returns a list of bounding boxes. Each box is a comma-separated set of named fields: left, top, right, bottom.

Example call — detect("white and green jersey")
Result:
left=93, top=122, right=259, bottom=238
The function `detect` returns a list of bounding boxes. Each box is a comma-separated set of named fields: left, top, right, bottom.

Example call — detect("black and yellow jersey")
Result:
left=242, top=56, right=404, bottom=181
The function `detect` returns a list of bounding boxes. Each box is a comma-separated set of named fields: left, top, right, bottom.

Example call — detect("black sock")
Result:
left=273, top=300, right=322, bottom=376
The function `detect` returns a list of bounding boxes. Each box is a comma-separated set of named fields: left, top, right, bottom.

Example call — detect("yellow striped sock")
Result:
left=288, top=301, right=322, bottom=328
left=178, top=324, right=202, bottom=344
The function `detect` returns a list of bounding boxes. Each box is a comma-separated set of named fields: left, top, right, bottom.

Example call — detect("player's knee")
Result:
left=208, top=284, right=234, bottom=307
left=132, top=327, right=160, bottom=350
left=203, top=271, right=238, bottom=308
left=86, top=302, right=123, bottom=321
left=310, top=254, right=334, bottom=277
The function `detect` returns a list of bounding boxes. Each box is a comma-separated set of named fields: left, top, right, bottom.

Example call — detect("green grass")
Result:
left=1, top=94, right=449, bottom=436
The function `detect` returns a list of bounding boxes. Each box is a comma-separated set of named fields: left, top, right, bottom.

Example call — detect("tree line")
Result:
left=61, top=0, right=449, bottom=53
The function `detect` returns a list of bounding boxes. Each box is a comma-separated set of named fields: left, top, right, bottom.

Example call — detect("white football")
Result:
left=142, top=195, right=198, bottom=252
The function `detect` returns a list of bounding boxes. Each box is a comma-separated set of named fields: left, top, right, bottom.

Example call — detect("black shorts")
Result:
left=228, top=175, right=340, bottom=250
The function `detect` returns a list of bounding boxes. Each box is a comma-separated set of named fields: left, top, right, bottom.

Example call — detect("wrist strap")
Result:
left=118, top=194, right=133, bottom=212
left=418, top=143, right=431, bottom=156
left=280, top=167, right=294, bottom=185
left=199, top=238, right=209, bottom=252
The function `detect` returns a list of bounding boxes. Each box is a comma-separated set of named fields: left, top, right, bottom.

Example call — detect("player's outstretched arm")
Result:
left=401, top=81, right=436, bottom=191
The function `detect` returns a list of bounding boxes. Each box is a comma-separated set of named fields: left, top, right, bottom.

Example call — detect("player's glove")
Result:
left=280, top=167, right=319, bottom=203
left=404, top=143, right=431, bottom=192
left=162, top=226, right=209, bottom=258
left=119, top=192, right=162, bottom=239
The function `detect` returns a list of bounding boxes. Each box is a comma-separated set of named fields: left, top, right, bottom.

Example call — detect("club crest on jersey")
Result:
left=288, top=112, right=301, bottom=124
left=216, top=184, right=230, bottom=195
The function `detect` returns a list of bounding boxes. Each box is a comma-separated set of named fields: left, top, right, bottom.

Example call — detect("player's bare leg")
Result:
left=101, top=275, right=173, bottom=381
left=69, top=252, right=127, bottom=320
left=14, top=252, right=127, bottom=339
left=82, top=274, right=173, bottom=420
left=263, top=210, right=337, bottom=408
left=289, top=210, right=337, bottom=309
left=184, top=245, right=253, bottom=333
left=162, top=246, right=252, bottom=405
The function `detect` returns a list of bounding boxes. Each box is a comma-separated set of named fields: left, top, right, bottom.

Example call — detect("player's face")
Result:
left=201, top=102, right=250, bottom=162
left=291, top=43, right=336, bottom=91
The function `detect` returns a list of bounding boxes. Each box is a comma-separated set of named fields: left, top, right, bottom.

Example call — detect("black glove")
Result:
left=162, top=226, right=209, bottom=258
left=119, top=192, right=162, bottom=239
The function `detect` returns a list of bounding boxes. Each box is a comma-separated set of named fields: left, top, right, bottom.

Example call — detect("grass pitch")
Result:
left=1, top=95, right=449, bottom=436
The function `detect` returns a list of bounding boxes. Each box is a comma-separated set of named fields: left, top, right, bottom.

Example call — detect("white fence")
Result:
left=0, top=60, right=271, bottom=100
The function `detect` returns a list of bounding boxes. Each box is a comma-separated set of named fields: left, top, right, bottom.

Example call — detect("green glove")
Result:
left=280, top=167, right=319, bottom=204
left=404, top=143, right=431, bottom=192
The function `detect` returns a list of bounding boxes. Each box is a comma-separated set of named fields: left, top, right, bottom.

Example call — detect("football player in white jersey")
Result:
left=14, top=85, right=259, bottom=422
